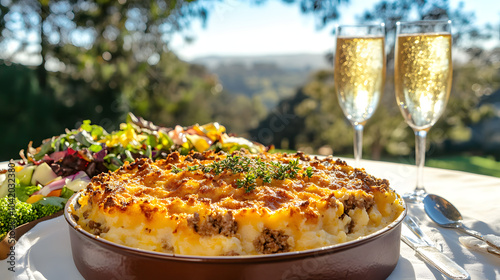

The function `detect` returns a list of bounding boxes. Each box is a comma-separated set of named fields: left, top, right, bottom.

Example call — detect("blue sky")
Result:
left=170, top=0, right=500, bottom=61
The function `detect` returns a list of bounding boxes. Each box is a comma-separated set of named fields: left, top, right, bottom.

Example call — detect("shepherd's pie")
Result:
left=70, top=150, right=404, bottom=256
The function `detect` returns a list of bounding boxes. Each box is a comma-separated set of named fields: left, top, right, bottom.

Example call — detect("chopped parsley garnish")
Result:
left=171, top=166, right=183, bottom=174
left=305, top=166, right=314, bottom=178
left=170, top=155, right=314, bottom=193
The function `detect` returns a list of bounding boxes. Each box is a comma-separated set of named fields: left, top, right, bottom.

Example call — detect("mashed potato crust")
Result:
left=71, top=150, right=404, bottom=256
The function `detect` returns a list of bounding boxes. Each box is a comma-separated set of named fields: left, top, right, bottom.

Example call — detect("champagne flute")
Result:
left=334, top=23, right=386, bottom=166
left=395, top=20, right=452, bottom=202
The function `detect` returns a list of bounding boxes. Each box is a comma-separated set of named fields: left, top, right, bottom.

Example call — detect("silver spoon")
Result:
left=424, top=194, right=500, bottom=252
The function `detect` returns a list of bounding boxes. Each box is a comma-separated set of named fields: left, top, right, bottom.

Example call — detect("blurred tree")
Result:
left=1, top=0, right=292, bottom=160
left=354, top=0, right=497, bottom=159
left=3, top=0, right=217, bottom=129
left=0, top=63, right=74, bottom=160
left=0, top=0, right=219, bottom=159
left=443, top=47, right=500, bottom=158
left=0, top=0, right=349, bottom=92
left=213, top=92, right=268, bottom=136
left=357, top=0, right=493, bottom=64
left=0, top=0, right=209, bottom=88
left=253, top=0, right=500, bottom=161
left=1, top=0, right=496, bottom=163
left=281, top=0, right=349, bottom=27
left=251, top=69, right=349, bottom=154
left=0, top=0, right=354, bottom=160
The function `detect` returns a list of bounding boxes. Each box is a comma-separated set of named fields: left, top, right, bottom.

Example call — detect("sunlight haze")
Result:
left=170, top=0, right=499, bottom=61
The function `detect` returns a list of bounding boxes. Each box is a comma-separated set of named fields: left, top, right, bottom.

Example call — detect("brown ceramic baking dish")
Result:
left=64, top=192, right=406, bottom=280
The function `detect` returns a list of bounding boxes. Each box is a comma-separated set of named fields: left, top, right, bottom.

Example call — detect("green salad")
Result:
left=0, top=113, right=269, bottom=238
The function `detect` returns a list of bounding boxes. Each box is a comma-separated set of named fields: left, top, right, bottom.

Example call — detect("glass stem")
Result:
left=414, top=130, right=428, bottom=194
left=353, top=124, right=364, bottom=166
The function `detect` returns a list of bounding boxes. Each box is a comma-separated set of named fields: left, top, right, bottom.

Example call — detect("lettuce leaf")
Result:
left=15, top=180, right=41, bottom=202
left=34, top=196, right=67, bottom=207
left=60, top=187, right=75, bottom=199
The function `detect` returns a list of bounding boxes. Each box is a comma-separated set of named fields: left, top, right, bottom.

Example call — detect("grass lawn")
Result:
left=272, top=149, right=500, bottom=178
left=425, top=156, right=500, bottom=178
left=367, top=155, right=500, bottom=178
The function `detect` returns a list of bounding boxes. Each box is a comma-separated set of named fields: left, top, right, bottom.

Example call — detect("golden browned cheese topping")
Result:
left=85, top=150, right=389, bottom=213
left=74, top=150, right=404, bottom=256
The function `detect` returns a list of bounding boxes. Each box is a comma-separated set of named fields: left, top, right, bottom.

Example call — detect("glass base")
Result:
left=402, top=189, right=427, bottom=204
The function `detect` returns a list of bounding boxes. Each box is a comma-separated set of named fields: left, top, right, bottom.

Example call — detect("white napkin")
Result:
left=389, top=204, right=500, bottom=280
left=0, top=216, right=84, bottom=280
left=460, top=236, right=500, bottom=255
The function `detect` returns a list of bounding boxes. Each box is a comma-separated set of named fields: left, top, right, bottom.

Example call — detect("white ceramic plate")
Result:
left=0, top=216, right=84, bottom=280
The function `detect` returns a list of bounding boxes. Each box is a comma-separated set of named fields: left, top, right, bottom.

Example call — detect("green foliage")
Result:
left=124, top=52, right=219, bottom=127
left=32, top=198, right=65, bottom=217
left=248, top=0, right=500, bottom=162
left=0, top=197, right=37, bottom=238
left=279, top=0, right=349, bottom=28
left=0, top=0, right=352, bottom=161
left=251, top=56, right=500, bottom=161
left=0, top=196, right=67, bottom=238
left=0, top=63, right=81, bottom=160
left=210, top=62, right=309, bottom=109
left=426, top=156, right=500, bottom=177
left=60, top=187, right=75, bottom=199
left=15, top=181, right=41, bottom=203
left=0, top=0, right=217, bottom=161
left=357, top=0, right=492, bottom=59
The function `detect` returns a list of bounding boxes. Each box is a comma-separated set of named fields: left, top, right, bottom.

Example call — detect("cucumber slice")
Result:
left=17, top=165, right=36, bottom=186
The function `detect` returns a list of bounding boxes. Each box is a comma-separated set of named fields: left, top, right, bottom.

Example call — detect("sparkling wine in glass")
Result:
left=334, top=23, right=386, bottom=166
left=395, top=20, right=452, bottom=202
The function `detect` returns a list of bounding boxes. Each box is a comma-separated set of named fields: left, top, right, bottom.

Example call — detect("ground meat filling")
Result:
left=223, top=250, right=240, bottom=256
left=88, top=220, right=109, bottom=236
left=253, top=228, right=290, bottom=254
left=341, top=193, right=374, bottom=216
left=187, top=212, right=238, bottom=237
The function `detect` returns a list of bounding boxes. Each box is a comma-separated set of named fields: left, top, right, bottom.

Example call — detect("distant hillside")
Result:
left=192, top=53, right=331, bottom=71
left=189, top=54, right=331, bottom=110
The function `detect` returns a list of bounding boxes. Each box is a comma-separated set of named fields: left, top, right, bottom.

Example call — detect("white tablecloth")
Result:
left=1, top=159, right=500, bottom=279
